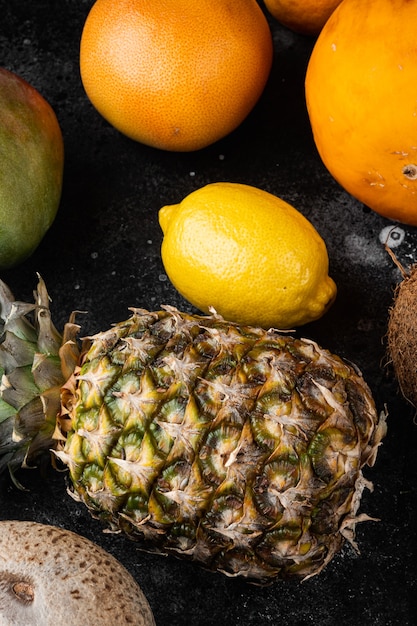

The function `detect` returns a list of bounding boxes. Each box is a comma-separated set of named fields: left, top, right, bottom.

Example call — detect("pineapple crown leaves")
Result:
left=0, top=275, right=82, bottom=479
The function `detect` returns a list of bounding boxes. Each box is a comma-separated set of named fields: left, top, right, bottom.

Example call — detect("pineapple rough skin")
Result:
left=0, top=278, right=386, bottom=583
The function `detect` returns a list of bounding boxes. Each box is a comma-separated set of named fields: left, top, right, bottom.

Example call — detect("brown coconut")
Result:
left=0, top=520, right=155, bottom=626
left=387, top=262, right=417, bottom=408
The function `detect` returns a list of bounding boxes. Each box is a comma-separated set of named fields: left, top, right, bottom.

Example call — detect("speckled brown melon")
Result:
left=0, top=520, right=155, bottom=626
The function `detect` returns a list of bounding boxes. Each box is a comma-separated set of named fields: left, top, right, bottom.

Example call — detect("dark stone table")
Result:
left=1, top=2, right=416, bottom=624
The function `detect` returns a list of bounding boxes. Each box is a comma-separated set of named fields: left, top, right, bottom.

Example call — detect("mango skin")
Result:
left=0, top=68, right=64, bottom=269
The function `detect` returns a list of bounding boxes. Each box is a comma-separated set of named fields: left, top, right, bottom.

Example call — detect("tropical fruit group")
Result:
left=305, top=0, right=417, bottom=226
left=0, top=278, right=386, bottom=582
left=79, top=0, right=273, bottom=151
left=0, top=68, right=64, bottom=269
left=159, top=182, right=337, bottom=329
left=264, top=0, right=342, bottom=36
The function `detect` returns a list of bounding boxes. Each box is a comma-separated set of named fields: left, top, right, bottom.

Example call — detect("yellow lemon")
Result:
left=159, top=182, right=336, bottom=329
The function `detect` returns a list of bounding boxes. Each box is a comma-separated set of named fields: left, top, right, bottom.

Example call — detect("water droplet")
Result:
left=379, top=225, right=405, bottom=248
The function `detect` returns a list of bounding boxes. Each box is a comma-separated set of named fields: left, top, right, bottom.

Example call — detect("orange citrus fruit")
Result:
left=263, top=0, right=342, bottom=36
left=79, top=0, right=273, bottom=152
left=159, top=182, right=336, bottom=329
left=305, top=0, right=417, bottom=226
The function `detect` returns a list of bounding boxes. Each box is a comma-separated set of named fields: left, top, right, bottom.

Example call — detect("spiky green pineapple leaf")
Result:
left=0, top=277, right=69, bottom=479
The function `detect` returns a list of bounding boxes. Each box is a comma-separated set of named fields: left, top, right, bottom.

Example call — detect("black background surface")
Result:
left=1, top=2, right=417, bottom=624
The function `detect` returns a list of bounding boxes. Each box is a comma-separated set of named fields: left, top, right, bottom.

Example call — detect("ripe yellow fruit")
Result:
left=159, top=183, right=336, bottom=329
left=263, top=0, right=342, bottom=36
left=79, top=0, right=273, bottom=152
left=305, top=0, right=417, bottom=225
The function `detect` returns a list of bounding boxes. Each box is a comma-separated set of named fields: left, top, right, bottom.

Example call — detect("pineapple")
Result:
left=0, top=277, right=386, bottom=582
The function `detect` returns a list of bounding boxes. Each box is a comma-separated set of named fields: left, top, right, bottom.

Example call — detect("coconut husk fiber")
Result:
left=387, top=262, right=417, bottom=409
